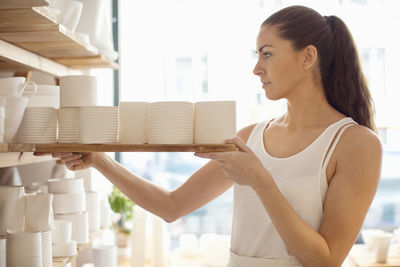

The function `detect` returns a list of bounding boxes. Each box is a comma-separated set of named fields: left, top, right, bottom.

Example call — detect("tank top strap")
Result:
left=246, top=119, right=273, bottom=146
left=321, top=118, right=358, bottom=171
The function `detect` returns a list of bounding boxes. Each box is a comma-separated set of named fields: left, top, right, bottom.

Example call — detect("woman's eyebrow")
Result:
left=258, top=44, right=273, bottom=53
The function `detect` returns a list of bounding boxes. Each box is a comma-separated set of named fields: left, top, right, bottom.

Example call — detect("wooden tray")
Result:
left=5, top=143, right=238, bottom=153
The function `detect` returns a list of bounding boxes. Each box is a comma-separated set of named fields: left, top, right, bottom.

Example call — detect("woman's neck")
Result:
left=281, top=86, right=344, bottom=130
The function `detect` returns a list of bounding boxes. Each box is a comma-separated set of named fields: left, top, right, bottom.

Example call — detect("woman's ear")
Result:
left=303, top=45, right=318, bottom=71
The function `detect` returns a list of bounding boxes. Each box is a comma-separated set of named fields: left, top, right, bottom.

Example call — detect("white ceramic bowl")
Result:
left=4, top=96, right=29, bottom=142
left=0, top=77, right=25, bottom=97
left=361, top=229, right=385, bottom=250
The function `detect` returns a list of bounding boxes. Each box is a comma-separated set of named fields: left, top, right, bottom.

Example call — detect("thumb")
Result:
left=225, top=136, right=251, bottom=153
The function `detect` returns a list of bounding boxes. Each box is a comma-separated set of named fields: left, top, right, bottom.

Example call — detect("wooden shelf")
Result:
left=0, top=151, right=54, bottom=168
left=4, top=143, right=238, bottom=153
left=0, top=0, right=49, bottom=9
left=0, top=6, right=117, bottom=73
left=0, top=39, right=80, bottom=76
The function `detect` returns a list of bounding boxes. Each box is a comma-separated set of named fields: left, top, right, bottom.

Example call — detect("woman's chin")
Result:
left=264, top=91, right=282, bottom=101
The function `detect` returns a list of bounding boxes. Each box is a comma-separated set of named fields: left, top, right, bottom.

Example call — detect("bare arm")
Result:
left=47, top=125, right=255, bottom=222
left=93, top=153, right=233, bottom=222
left=196, top=125, right=382, bottom=266
left=252, top=125, right=382, bottom=266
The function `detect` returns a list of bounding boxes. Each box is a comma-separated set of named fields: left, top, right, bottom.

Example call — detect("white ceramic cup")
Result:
left=52, top=220, right=72, bottom=244
left=371, top=233, right=393, bottom=263
left=52, top=0, right=83, bottom=32
left=118, top=102, right=148, bottom=144
left=362, top=229, right=385, bottom=250
left=92, top=245, right=117, bottom=267
left=194, top=101, right=236, bottom=144
left=0, top=77, right=37, bottom=97
left=179, top=234, right=198, bottom=255
left=4, top=96, right=29, bottom=142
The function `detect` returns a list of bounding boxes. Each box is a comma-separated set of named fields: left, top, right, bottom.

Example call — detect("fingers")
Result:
left=59, top=153, right=82, bottom=163
left=65, top=158, right=83, bottom=171
left=225, top=136, right=250, bottom=152
left=52, top=152, right=74, bottom=158
left=33, top=152, right=51, bottom=156
left=34, top=151, right=85, bottom=171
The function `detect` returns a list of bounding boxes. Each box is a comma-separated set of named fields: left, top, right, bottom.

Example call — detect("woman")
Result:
left=37, top=5, right=382, bottom=267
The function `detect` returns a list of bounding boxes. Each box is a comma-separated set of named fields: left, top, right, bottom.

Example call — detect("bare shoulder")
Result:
left=339, top=124, right=382, bottom=156
left=237, top=123, right=258, bottom=143
left=334, top=125, right=383, bottom=181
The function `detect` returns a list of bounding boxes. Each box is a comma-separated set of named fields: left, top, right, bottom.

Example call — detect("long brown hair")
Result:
left=262, top=6, right=376, bottom=132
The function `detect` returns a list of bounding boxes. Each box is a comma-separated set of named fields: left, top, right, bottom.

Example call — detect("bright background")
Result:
left=106, top=0, right=400, bottom=248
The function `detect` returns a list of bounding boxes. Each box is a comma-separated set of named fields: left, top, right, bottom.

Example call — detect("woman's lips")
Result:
left=262, top=82, right=271, bottom=88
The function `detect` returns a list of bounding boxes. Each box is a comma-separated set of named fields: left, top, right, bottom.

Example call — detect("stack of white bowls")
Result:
left=0, top=186, right=25, bottom=236
left=23, top=84, right=60, bottom=109
left=85, top=191, right=100, bottom=232
left=41, top=231, right=52, bottom=267
left=52, top=220, right=77, bottom=257
left=200, top=234, right=230, bottom=266
left=48, top=178, right=89, bottom=245
left=148, top=101, right=194, bottom=144
left=79, top=106, right=118, bottom=144
left=0, top=237, right=5, bottom=267
left=0, top=77, right=36, bottom=143
left=24, top=193, right=54, bottom=267
left=58, top=75, right=118, bottom=144
left=3, top=96, right=29, bottom=143
left=118, top=102, right=148, bottom=144
left=17, top=107, right=57, bottom=144
left=58, top=107, right=80, bottom=143
left=6, top=230, right=42, bottom=267
left=92, top=245, right=117, bottom=267
left=194, top=101, right=237, bottom=144
left=60, top=75, right=97, bottom=107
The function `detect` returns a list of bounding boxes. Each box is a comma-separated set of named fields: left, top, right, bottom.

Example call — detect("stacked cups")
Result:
left=148, top=101, right=194, bottom=144
left=17, top=107, right=57, bottom=143
left=6, top=231, right=42, bottom=267
left=60, top=75, right=97, bottom=107
left=58, top=75, right=118, bottom=144
left=118, top=102, right=148, bottom=144
left=194, top=101, right=236, bottom=144
left=52, top=220, right=77, bottom=257
left=24, top=193, right=54, bottom=267
left=48, top=178, right=89, bottom=245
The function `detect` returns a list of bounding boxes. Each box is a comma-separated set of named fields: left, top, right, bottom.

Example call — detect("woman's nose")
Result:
left=253, top=61, right=264, bottom=76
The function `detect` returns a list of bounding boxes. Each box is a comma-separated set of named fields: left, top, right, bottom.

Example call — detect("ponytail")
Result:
left=263, top=6, right=377, bottom=132
left=323, top=16, right=376, bottom=132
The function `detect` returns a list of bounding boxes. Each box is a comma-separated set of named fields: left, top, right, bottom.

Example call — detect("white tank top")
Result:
left=230, top=117, right=357, bottom=262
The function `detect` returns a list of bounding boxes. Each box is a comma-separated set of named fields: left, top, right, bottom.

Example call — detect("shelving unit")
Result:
left=0, top=0, right=50, bottom=9
left=0, top=5, right=117, bottom=77
left=0, top=0, right=119, bottom=168
left=5, top=143, right=238, bottom=153
left=0, top=1, right=120, bottom=266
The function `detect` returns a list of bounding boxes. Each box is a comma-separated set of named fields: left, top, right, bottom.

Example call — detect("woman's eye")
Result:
left=263, top=52, right=272, bottom=58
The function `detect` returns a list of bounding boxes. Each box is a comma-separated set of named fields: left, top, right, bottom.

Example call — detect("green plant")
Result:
left=108, top=186, right=134, bottom=234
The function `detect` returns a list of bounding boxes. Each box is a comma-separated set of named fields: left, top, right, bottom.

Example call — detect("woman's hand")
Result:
left=194, top=136, right=270, bottom=188
left=33, top=152, right=101, bottom=171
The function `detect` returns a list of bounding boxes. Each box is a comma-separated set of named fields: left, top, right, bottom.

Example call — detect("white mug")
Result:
left=0, top=77, right=37, bottom=97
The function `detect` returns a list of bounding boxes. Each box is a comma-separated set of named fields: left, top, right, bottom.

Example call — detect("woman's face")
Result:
left=253, top=25, right=306, bottom=100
